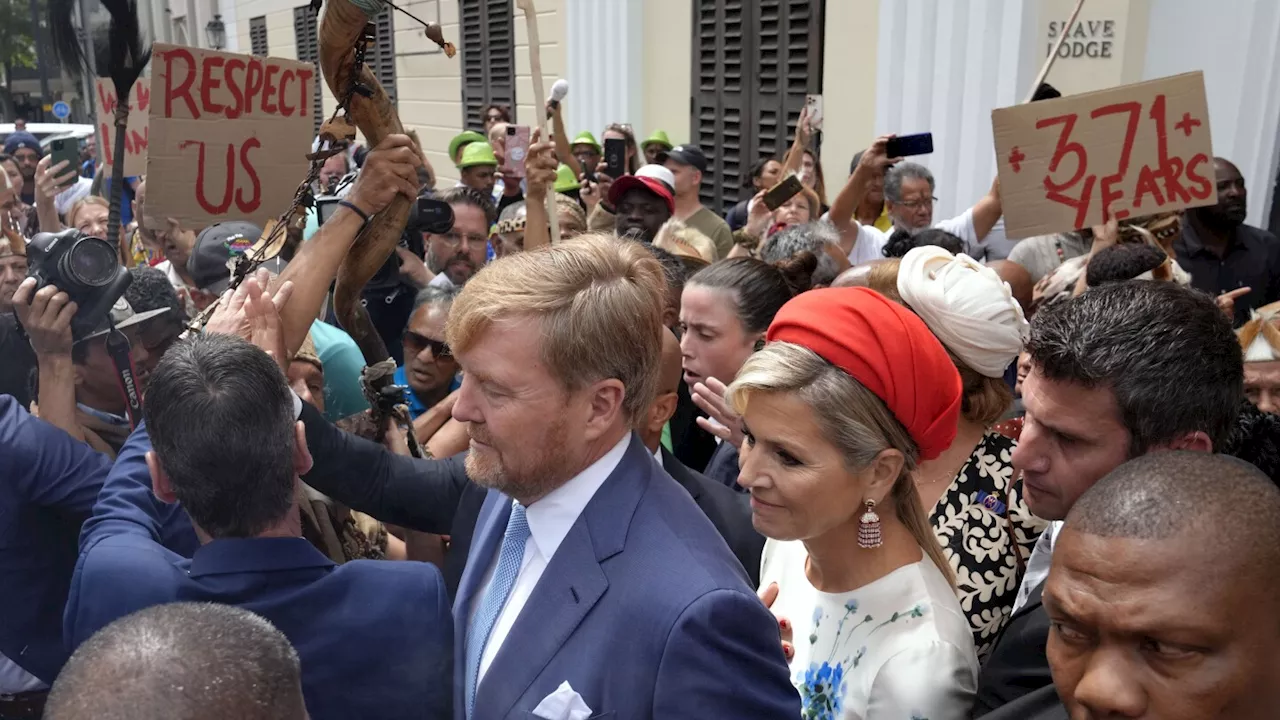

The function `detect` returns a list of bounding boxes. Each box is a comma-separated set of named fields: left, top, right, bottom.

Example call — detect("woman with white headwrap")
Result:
left=896, top=245, right=1048, bottom=660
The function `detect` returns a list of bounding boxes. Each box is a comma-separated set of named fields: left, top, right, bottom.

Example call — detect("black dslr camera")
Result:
left=26, top=228, right=131, bottom=331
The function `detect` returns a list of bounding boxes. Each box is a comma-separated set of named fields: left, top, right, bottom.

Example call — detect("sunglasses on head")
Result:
left=402, top=331, right=451, bottom=358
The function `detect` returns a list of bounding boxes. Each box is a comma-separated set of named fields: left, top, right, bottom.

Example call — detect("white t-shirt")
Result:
left=760, top=539, right=979, bottom=720
left=846, top=209, right=979, bottom=266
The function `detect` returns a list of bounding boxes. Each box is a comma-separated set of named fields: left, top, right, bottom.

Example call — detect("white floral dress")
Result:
left=929, top=432, right=1047, bottom=659
left=760, top=541, right=979, bottom=720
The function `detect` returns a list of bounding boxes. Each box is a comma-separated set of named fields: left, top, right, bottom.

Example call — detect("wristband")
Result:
left=337, top=199, right=371, bottom=225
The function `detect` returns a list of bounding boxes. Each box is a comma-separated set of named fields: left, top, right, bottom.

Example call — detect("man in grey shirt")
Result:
left=1007, top=230, right=1090, bottom=283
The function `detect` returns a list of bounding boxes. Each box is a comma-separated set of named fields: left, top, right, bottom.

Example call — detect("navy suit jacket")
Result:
left=456, top=435, right=796, bottom=719
left=659, top=447, right=764, bottom=586
left=0, top=395, right=111, bottom=684
left=64, top=425, right=453, bottom=720
left=0, top=396, right=195, bottom=685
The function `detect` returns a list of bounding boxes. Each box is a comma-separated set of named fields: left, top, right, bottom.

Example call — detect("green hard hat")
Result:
left=642, top=129, right=672, bottom=151
left=457, top=142, right=499, bottom=169
left=448, top=130, right=486, bottom=162
left=554, top=163, right=581, bottom=193
left=571, top=131, right=601, bottom=152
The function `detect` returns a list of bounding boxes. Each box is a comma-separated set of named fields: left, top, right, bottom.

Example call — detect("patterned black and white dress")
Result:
left=929, top=431, right=1047, bottom=659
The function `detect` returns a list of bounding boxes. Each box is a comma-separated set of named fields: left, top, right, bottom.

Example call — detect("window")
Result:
left=293, top=6, right=324, bottom=133
left=250, top=16, right=269, bottom=57
left=368, top=9, right=397, bottom=107
left=691, top=0, right=825, bottom=212
left=459, top=0, right=516, bottom=130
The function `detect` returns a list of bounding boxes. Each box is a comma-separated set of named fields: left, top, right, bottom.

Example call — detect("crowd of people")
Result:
left=2, top=76, right=1280, bottom=720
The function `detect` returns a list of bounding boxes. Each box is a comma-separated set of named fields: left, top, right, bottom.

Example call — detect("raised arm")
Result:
left=273, top=134, right=423, bottom=357
left=522, top=129, right=559, bottom=252
left=299, top=399, right=469, bottom=534
left=11, top=278, right=82, bottom=442
left=969, top=175, right=1004, bottom=242
left=830, top=136, right=899, bottom=255
left=781, top=107, right=812, bottom=179
left=549, top=102, right=582, bottom=179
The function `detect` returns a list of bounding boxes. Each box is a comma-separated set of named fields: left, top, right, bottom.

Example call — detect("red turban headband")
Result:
left=767, top=287, right=962, bottom=460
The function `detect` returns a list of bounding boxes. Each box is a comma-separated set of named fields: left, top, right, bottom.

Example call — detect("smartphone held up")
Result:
left=502, top=125, right=531, bottom=178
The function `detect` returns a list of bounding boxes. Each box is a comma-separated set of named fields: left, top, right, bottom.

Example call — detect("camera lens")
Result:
left=59, top=236, right=119, bottom=289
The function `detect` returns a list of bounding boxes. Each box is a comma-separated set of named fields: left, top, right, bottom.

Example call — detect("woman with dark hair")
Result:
left=680, top=253, right=817, bottom=488
left=724, top=157, right=784, bottom=231
left=881, top=227, right=966, bottom=259
left=482, top=104, right=511, bottom=133
left=735, top=287, right=978, bottom=718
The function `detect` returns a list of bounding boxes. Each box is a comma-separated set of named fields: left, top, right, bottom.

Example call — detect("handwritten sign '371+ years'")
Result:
left=992, top=71, right=1216, bottom=239
left=144, top=43, right=316, bottom=232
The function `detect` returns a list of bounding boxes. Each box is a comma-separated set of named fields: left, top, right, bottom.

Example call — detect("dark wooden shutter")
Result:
left=250, top=16, right=269, bottom=57
left=292, top=6, right=324, bottom=133
left=691, top=0, right=824, bottom=213
left=459, top=0, right=516, bottom=130
left=369, top=9, right=397, bottom=107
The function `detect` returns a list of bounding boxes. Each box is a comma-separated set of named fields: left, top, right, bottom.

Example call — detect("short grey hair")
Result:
left=498, top=200, right=527, bottom=224
left=761, top=221, right=841, bottom=286
left=884, top=162, right=935, bottom=203
left=412, top=285, right=460, bottom=313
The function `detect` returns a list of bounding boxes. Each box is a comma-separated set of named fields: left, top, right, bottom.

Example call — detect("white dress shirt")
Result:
left=0, top=652, right=46, bottom=694
left=844, top=208, right=980, bottom=266
left=471, top=433, right=630, bottom=683
left=1012, top=520, right=1062, bottom=614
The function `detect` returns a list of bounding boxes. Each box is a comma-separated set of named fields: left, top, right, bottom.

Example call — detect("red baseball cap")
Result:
left=608, top=165, right=675, bottom=214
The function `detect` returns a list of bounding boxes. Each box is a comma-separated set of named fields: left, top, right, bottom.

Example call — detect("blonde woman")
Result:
left=736, top=287, right=978, bottom=719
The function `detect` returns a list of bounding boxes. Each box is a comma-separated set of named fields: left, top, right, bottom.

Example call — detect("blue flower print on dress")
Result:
left=800, top=661, right=846, bottom=720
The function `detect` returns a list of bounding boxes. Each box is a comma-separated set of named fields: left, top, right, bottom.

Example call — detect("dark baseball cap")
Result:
left=187, top=221, right=276, bottom=294
left=656, top=144, right=708, bottom=173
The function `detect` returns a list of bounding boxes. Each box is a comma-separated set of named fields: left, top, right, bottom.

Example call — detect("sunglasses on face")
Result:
left=402, top=331, right=451, bottom=358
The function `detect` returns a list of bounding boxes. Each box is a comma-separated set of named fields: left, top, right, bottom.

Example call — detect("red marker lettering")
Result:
left=236, top=139, right=263, bottom=212
left=1090, top=101, right=1141, bottom=222
left=1036, top=112, right=1094, bottom=227
left=1186, top=153, right=1214, bottom=200
left=295, top=68, right=313, bottom=115
left=181, top=140, right=235, bottom=214
left=244, top=59, right=264, bottom=115
left=279, top=70, right=295, bottom=116
left=200, top=56, right=226, bottom=116
left=97, top=84, right=115, bottom=115
left=136, top=84, right=150, bottom=113
left=163, top=48, right=199, bottom=119
left=224, top=58, right=246, bottom=119
left=262, top=64, right=281, bottom=114
left=1146, top=95, right=1191, bottom=205
left=1132, top=165, right=1166, bottom=208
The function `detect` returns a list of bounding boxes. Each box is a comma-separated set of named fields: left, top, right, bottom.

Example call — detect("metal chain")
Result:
left=182, top=26, right=378, bottom=338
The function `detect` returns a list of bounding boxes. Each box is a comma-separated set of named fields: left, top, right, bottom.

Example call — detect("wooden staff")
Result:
left=1024, top=0, right=1086, bottom=104
left=517, top=0, right=561, bottom=245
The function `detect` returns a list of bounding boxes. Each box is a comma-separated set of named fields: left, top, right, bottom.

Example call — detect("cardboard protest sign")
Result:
left=95, top=78, right=149, bottom=177
left=992, top=71, right=1216, bottom=239
left=144, top=43, right=315, bottom=231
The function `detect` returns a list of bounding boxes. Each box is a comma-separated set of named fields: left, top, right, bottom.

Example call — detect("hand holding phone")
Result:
left=48, top=140, right=80, bottom=188
left=805, top=95, right=824, bottom=132
left=762, top=172, right=805, bottom=211
left=604, top=137, right=627, bottom=179
left=502, top=125, right=531, bottom=178
left=885, top=132, right=934, bottom=158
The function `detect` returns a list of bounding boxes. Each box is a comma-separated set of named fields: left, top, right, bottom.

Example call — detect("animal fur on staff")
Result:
left=48, top=0, right=149, bottom=250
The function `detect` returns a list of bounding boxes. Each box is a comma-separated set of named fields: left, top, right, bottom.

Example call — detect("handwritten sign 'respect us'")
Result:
left=95, top=79, right=149, bottom=177
left=992, top=71, right=1216, bottom=239
left=144, top=43, right=315, bottom=231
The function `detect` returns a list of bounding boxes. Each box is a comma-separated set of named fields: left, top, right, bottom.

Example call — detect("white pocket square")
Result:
left=531, top=681, right=593, bottom=720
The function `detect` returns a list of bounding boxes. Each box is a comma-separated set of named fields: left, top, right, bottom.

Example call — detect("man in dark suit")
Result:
left=64, top=334, right=452, bottom=720
left=973, top=282, right=1243, bottom=716
left=297, top=237, right=797, bottom=719
left=643, top=326, right=763, bottom=585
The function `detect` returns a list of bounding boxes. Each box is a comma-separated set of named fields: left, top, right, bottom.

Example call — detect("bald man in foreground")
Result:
left=45, top=603, right=307, bottom=720
left=641, top=327, right=764, bottom=585
left=1041, top=451, right=1280, bottom=719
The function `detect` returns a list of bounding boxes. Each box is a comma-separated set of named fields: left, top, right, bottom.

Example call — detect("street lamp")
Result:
left=205, top=14, right=226, bottom=50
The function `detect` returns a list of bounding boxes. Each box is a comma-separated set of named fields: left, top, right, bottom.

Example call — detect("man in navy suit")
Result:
left=64, top=334, right=452, bottom=720
left=298, top=236, right=798, bottom=719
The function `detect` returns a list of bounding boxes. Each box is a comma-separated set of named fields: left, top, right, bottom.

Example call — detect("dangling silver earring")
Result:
left=858, top=499, right=882, bottom=549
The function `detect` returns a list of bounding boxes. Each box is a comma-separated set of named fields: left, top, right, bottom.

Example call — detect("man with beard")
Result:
left=293, top=235, right=799, bottom=718
left=395, top=286, right=461, bottom=420
left=607, top=164, right=674, bottom=243
left=425, top=186, right=495, bottom=289
left=1175, top=157, right=1280, bottom=326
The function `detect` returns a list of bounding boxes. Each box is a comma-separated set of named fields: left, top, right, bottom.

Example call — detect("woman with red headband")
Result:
left=730, top=287, right=977, bottom=719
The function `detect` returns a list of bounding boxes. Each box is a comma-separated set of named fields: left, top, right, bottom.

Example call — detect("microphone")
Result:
left=547, top=79, right=569, bottom=118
